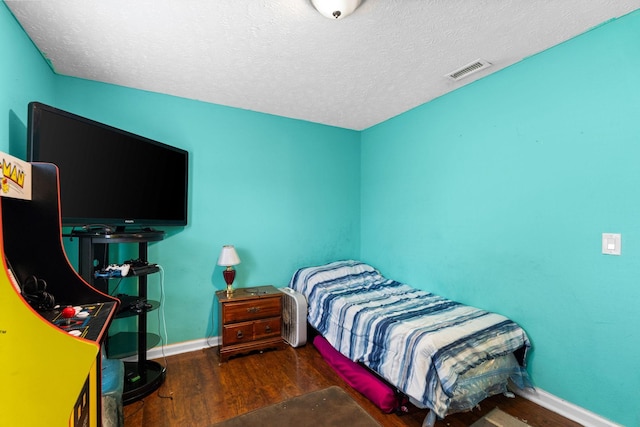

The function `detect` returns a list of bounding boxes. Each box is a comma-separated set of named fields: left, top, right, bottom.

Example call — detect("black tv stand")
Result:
left=72, top=230, right=166, bottom=404
left=70, top=228, right=165, bottom=241
left=114, top=225, right=158, bottom=233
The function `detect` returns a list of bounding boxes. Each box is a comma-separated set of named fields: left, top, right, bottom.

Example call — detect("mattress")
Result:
left=289, top=260, right=531, bottom=417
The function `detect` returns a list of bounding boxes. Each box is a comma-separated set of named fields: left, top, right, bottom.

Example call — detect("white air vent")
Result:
left=279, top=287, right=307, bottom=347
left=446, top=59, right=492, bottom=81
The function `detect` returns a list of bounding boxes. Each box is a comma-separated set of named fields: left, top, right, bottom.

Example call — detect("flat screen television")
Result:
left=27, top=102, right=188, bottom=230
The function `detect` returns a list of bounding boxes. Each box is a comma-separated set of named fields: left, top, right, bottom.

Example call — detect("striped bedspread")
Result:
left=289, top=260, right=530, bottom=417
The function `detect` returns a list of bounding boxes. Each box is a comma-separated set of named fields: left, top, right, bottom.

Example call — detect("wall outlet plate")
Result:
left=602, top=233, right=621, bottom=255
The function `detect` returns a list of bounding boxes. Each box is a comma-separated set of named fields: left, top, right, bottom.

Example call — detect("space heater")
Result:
left=279, top=287, right=307, bottom=347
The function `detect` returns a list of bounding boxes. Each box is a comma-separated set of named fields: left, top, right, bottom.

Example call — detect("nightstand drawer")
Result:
left=223, top=297, right=281, bottom=323
left=223, top=317, right=281, bottom=345
left=223, top=321, right=254, bottom=345
left=254, top=317, right=281, bottom=339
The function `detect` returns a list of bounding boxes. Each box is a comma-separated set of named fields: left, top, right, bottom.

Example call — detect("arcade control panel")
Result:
left=41, top=302, right=117, bottom=341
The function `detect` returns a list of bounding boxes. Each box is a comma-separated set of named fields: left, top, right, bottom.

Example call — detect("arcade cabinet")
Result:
left=0, top=154, right=119, bottom=427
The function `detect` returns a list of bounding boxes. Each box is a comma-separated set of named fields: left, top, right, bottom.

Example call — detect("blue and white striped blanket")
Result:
left=289, top=260, right=530, bottom=417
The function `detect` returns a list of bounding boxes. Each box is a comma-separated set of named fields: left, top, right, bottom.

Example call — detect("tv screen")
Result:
left=27, top=102, right=188, bottom=229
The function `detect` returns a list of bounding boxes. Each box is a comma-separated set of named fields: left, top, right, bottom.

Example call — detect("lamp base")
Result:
left=223, top=267, right=236, bottom=296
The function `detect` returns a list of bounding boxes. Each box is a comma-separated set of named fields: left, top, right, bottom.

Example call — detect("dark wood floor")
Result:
left=123, top=345, right=581, bottom=427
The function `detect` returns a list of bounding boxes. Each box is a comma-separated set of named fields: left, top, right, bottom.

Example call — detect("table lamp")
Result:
left=217, top=245, right=241, bottom=296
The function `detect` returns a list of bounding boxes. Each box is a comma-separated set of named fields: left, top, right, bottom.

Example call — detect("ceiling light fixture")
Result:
left=311, top=0, right=362, bottom=19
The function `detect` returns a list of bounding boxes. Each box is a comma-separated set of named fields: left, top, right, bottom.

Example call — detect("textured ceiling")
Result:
left=6, top=1, right=640, bottom=130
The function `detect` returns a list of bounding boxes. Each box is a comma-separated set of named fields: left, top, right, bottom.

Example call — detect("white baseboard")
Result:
left=513, top=386, right=622, bottom=427
left=124, top=339, right=621, bottom=427
left=121, top=337, right=219, bottom=362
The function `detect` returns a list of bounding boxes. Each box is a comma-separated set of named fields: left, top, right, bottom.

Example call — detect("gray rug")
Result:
left=211, top=386, right=381, bottom=427
left=470, top=408, right=531, bottom=427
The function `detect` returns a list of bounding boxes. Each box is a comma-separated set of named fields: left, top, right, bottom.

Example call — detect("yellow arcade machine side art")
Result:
left=0, top=153, right=119, bottom=427
left=0, top=250, right=98, bottom=426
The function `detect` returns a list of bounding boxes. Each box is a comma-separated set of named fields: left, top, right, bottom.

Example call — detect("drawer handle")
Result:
left=236, top=330, right=244, bottom=339
left=246, top=307, right=261, bottom=313
left=265, top=325, right=271, bottom=333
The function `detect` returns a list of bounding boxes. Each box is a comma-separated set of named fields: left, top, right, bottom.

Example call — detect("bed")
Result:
left=288, top=260, right=532, bottom=427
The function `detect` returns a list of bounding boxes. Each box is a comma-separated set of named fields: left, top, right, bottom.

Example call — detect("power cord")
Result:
left=108, top=277, right=124, bottom=296
left=155, top=265, right=173, bottom=400
left=157, top=265, right=170, bottom=355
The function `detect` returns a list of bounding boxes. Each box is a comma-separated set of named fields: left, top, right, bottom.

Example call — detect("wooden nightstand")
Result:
left=216, top=285, right=286, bottom=362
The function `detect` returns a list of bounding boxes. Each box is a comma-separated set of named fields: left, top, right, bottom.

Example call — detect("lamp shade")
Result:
left=311, top=0, right=362, bottom=19
left=217, top=245, right=241, bottom=267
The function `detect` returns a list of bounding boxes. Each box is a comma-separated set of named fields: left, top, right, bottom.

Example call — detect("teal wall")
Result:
left=3, top=1, right=640, bottom=424
left=0, top=2, right=55, bottom=159
left=361, top=11, right=640, bottom=427
left=52, top=77, right=361, bottom=341
left=1, top=3, right=360, bottom=347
